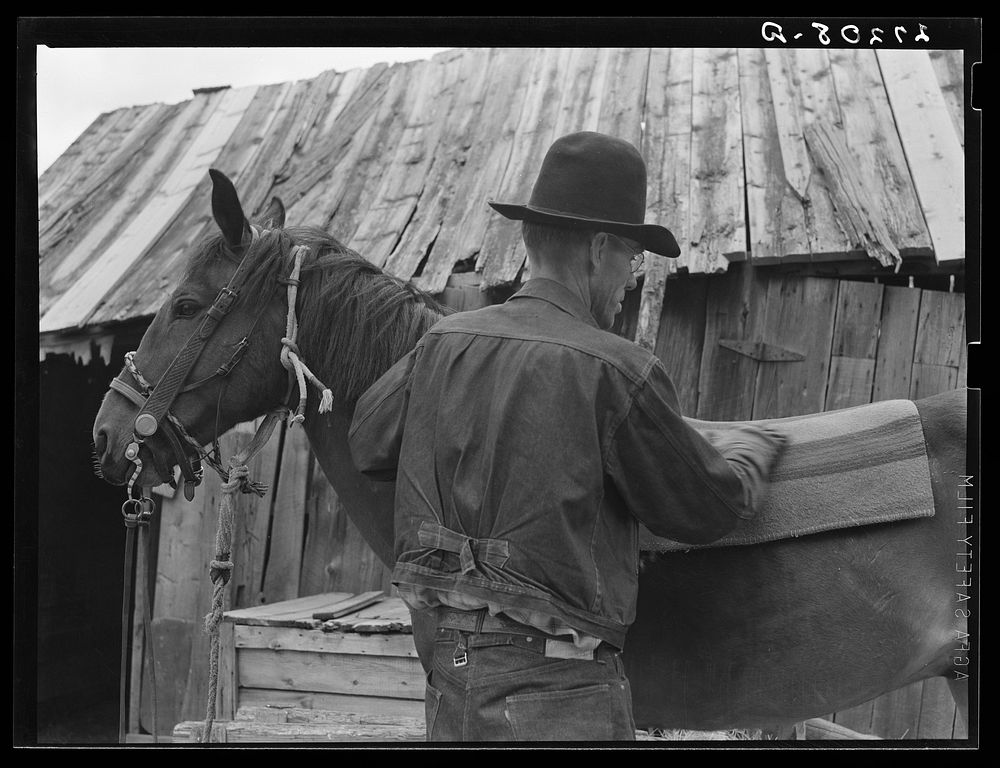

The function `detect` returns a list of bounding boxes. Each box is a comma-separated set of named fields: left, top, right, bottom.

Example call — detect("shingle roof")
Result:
left=39, top=47, right=965, bottom=335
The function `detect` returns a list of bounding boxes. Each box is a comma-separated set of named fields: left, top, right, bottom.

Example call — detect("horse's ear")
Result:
left=259, top=196, right=286, bottom=230
left=209, top=168, right=251, bottom=249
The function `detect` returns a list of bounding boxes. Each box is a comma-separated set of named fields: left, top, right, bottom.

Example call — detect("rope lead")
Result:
left=200, top=460, right=244, bottom=742
left=279, top=245, right=336, bottom=426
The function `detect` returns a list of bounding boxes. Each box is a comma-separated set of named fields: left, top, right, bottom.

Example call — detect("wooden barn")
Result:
left=37, top=46, right=973, bottom=742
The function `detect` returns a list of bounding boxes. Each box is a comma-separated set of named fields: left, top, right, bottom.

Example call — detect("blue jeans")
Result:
left=420, top=625, right=636, bottom=742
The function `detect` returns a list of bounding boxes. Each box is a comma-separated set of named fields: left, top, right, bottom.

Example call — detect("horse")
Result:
left=92, top=169, right=970, bottom=733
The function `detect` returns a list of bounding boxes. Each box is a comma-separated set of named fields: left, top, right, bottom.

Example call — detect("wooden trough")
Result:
left=173, top=593, right=426, bottom=743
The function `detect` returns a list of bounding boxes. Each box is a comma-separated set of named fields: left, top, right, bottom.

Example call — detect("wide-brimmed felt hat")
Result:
left=488, top=131, right=680, bottom=258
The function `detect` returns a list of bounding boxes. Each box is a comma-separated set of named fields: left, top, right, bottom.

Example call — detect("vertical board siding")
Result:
left=825, top=281, right=884, bottom=410
left=695, top=264, right=768, bottom=420
left=910, top=289, right=965, bottom=400
left=652, top=277, right=708, bottom=416
left=299, top=461, right=393, bottom=598
left=917, top=677, right=960, bottom=739
left=832, top=701, right=875, bottom=738
left=298, top=453, right=340, bottom=597
left=261, top=424, right=311, bottom=605
left=870, top=680, right=926, bottom=739
left=751, top=276, right=838, bottom=419
left=231, top=421, right=285, bottom=610
left=873, top=285, right=922, bottom=401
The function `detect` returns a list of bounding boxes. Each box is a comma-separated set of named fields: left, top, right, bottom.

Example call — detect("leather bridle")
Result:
left=108, top=226, right=281, bottom=501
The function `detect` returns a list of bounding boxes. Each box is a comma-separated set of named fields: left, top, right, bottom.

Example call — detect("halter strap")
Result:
left=131, top=227, right=262, bottom=439
left=112, top=362, right=205, bottom=493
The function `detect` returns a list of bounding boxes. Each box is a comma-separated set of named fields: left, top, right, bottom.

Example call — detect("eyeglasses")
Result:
left=606, top=233, right=645, bottom=274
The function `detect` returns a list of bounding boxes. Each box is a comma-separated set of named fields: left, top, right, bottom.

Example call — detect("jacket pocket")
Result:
left=505, top=683, right=613, bottom=741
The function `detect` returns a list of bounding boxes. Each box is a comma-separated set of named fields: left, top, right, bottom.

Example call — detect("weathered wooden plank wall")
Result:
left=826, top=281, right=884, bottom=410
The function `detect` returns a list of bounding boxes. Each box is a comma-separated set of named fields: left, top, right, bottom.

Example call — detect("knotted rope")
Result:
left=200, top=457, right=246, bottom=742
left=279, top=244, right=334, bottom=425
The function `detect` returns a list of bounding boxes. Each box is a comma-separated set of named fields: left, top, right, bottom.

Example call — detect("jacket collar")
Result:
left=506, top=278, right=599, bottom=329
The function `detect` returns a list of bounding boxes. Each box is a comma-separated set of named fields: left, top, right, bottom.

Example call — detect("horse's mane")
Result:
left=188, top=225, right=450, bottom=402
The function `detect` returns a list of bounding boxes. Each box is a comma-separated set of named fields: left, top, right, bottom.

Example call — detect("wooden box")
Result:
left=175, top=592, right=427, bottom=742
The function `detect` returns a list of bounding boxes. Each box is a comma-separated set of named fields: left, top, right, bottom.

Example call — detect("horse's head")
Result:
left=93, top=169, right=447, bottom=499
left=92, top=170, right=308, bottom=495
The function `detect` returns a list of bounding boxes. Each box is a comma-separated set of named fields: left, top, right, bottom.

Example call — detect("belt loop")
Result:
left=473, top=608, right=486, bottom=633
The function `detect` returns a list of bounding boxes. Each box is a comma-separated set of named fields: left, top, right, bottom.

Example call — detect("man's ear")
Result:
left=589, top=232, right=608, bottom=272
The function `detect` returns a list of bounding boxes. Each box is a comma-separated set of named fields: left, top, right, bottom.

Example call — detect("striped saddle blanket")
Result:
left=639, top=399, right=936, bottom=553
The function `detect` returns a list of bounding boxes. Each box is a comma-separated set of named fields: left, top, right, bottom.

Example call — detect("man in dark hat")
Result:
left=348, top=131, right=787, bottom=741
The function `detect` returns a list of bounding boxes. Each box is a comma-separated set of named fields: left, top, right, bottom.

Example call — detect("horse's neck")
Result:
left=302, top=400, right=396, bottom=567
left=294, top=287, right=443, bottom=569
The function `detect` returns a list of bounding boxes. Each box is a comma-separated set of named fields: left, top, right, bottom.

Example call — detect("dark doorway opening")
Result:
left=37, top=325, right=149, bottom=744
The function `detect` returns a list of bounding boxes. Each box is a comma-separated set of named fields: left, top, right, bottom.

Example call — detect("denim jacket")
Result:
left=348, top=278, right=784, bottom=649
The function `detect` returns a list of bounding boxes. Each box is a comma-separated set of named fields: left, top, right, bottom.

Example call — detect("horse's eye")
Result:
left=175, top=301, right=200, bottom=318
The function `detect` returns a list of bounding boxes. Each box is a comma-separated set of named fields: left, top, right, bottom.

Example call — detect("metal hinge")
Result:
left=718, top=339, right=806, bottom=362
